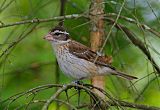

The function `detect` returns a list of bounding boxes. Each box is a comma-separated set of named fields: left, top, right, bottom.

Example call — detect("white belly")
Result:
left=57, top=51, right=92, bottom=79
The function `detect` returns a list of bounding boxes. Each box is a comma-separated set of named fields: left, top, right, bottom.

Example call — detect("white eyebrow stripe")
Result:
left=52, top=30, right=69, bottom=35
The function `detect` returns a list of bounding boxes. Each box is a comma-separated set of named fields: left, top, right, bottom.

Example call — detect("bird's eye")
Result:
left=50, top=32, right=61, bottom=36
left=54, top=32, right=61, bottom=36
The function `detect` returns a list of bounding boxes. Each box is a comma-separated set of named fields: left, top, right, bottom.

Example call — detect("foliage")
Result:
left=0, top=0, right=160, bottom=109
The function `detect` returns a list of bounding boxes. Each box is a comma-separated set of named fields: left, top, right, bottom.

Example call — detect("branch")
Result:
left=58, top=0, right=67, bottom=26
left=134, top=76, right=158, bottom=101
left=105, top=13, right=160, bottom=38
left=0, top=25, right=37, bottom=58
left=2, top=84, right=62, bottom=104
left=42, top=83, right=160, bottom=110
left=42, top=85, right=73, bottom=110
left=77, top=100, right=160, bottom=110
left=0, top=14, right=84, bottom=29
left=14, top=100, right=46, bottom=110
left=108, top=100, right=160, bottom=110
left=0, top=0, right=15, bottom=13
left=1, top=12, right=160, bottom=40
left=2, top=83, right=160, bottom=110
left=106, top=18, right=160, bottom=75
left=89, top=0, right=106, bottom=99
left=42, top=84, right=108, bottom=110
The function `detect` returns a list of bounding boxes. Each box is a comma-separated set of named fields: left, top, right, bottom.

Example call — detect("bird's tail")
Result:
left=111, top=71, right=137, bottom=80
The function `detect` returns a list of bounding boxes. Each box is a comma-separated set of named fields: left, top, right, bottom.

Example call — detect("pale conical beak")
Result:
left=43, top=34, right=53, bottom=41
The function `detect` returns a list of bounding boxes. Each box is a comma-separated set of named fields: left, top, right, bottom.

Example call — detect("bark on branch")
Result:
left=89, top=0, right=106, bottom=99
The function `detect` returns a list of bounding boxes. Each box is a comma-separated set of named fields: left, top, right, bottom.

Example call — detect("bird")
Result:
left=44, top=26, right=137, bottom=81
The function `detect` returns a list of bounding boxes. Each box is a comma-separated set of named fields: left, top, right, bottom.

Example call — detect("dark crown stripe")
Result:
left=51, top=26, right=66, bottom=32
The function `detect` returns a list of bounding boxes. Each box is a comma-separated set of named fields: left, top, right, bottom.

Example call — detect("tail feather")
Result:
left=112, top=71, right=137, bottom=80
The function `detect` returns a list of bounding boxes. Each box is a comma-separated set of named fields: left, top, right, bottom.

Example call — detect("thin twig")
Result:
left=42, top=85, right=72, bottom=110
left=106, top=18, right=160, bottom=75
left=134, top=76, right=158, bottom=102
left=108, top=100, right=160, bottom=110
left=0, top=0, right=16, bottom=13
left=2, top=83, right=160, bottom=110
left=105, top=13, right=160, bottom=38
left=93, top=0, right=126, bottom=63
left=0, top=24, right=37, bottom=58
left=0, top=14, right=85, bottom=29
left=2, top=84, right=62, bottom=104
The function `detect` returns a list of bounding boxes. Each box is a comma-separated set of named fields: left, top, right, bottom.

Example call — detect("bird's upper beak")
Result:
left=43, top=33, right=53, bottom=41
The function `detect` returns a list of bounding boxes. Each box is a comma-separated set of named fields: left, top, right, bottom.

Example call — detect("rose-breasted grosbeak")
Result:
left=44, top=26, right=137, bottom=80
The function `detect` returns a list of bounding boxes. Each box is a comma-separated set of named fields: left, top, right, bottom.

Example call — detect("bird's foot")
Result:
left=72, top=80, right=83, bottom=85
left=71, top=80, right=84, bottom=90
left=72, top=80, right=83, bottom=106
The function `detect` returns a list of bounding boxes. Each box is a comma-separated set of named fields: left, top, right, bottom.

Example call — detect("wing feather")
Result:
left=69, top=40, right=115, bottom=70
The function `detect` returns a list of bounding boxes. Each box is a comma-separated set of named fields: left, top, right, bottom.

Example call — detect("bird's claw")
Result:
left=71, top=80, right=83, bottom=91
left=72, top=80, right=83, bottom=85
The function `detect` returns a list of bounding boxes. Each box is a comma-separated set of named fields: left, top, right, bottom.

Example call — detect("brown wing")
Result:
left=69, top=40, right=115, bottom=70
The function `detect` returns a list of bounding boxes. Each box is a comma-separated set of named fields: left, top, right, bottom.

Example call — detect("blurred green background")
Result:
left=0, top=0, right=160, bottom=109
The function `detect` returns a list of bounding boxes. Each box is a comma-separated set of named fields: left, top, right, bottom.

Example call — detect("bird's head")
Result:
left=44, top=26, right=70, bottom=45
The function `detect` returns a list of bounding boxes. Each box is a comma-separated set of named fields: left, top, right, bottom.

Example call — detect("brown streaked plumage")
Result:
left=69, top=40, right=115, bottom=69
left=44, top=26, right=138, bottom=80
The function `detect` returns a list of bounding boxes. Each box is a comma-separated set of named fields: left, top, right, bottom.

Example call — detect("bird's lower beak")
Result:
left=43, top=34, right=53, bottom=41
